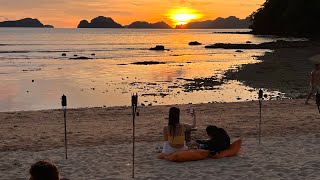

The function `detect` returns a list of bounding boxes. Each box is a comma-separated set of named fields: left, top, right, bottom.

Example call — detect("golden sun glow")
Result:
left=167, top=7, right=203, bottom=26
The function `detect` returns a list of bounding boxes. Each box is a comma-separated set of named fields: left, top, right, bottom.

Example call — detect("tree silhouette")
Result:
left=250, top=0, right=320, bottom=37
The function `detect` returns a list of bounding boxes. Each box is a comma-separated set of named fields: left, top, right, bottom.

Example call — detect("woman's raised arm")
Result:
left=184, top=109, right=197, bottom=130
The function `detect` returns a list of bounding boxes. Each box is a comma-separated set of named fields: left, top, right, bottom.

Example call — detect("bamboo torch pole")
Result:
left=61, top=94, right=68, bottom=159
left=258, top=89, right=263, bottom=144
left=131, top=94, right=138, bottom=178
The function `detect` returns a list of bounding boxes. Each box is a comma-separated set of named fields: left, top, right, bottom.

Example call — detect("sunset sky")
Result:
left=0, top=0, right=265, bottom=28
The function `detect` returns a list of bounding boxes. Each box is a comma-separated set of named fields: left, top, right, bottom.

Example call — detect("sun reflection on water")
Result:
left=0, top=28, right=291, bottom=111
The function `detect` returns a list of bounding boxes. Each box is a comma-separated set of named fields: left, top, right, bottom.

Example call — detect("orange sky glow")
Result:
left=0, top=0, right=265, bottom=28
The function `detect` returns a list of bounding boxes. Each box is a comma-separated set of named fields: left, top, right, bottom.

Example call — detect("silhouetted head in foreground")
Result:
left=206, top=125, right=218, bottom=138
left=29, top=161, right=60, bottom=180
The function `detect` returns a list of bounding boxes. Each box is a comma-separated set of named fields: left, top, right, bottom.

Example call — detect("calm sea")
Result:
left=0, top=28, right=300, bottom=111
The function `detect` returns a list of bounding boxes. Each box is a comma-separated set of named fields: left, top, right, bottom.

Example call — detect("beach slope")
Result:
left=0, top=99, right=319, bottom=179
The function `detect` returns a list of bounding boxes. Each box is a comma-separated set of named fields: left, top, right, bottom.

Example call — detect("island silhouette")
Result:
left=126, top=21, right=172, bottom=29
left=75, top=16, right=251, bottom=29
left=77, top=16, right=123, bottom=28
left=0, top=16, right=252, bottom=30
left=0, top=18, right=54, bottom=28
left=2, top=0, right=319, bottom=39
left=175, top=16, right=251, bottom=29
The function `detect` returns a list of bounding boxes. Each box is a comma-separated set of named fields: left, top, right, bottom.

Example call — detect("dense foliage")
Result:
left=250, top=0, right=320, bottom=37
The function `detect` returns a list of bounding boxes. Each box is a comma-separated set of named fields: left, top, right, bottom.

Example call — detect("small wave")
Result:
left=0, top=57, right=31, bottom=60
left=0, top=51, right=30, bottom=53
left=0, top=44, right=47, bottom=46
left=0, top=48, right=140, bottom=54
left=83, top=48, right=145, bottom=51
left=0, top=48, right=144, bottom=54
left=0, top=42, right=150, bottom=46
left=0, top=50, right=71, bottom=54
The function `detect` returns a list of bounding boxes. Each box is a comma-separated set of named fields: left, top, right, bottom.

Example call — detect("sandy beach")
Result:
left=1, top=98, right=319, bottom=179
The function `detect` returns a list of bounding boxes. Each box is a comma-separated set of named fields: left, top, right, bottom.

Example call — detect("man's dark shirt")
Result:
left=196, top=128, right=230, bottom=155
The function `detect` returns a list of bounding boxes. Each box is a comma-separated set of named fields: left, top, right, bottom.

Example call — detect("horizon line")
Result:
left=0, top=15, right=250, bottom=28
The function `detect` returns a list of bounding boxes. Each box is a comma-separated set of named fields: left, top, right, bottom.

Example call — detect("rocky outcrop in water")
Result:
left=77, top=16, right=123, bottom=28
left=0, top=18, right=54, bottom=28
left=69, top=56, right=93, bottom=60
left=189, top=41, right=202, bottom=45
left=149, top=45, right=167, bottom=51
left=205, top=40, right=320, bottom=49
left=131, top=61, right=166, bottom=65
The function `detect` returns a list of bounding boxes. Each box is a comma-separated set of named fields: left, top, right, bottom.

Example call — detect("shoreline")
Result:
left=205, top=40, right=318, bottom=49
left=224, top=45, right=320, bottom=99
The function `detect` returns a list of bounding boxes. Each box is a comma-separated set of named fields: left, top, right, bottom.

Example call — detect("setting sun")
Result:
left=167, top=7, right=203, bottom=26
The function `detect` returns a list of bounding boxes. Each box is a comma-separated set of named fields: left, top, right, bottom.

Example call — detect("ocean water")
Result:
left=0, top=28, right=300, bottom=111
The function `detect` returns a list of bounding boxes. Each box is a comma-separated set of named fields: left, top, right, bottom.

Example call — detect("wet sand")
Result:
left=225, top=46, right=320, bottom=99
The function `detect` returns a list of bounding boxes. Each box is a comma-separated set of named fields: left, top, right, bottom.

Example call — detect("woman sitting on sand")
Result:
left=162, top=107, right=196, bottom=154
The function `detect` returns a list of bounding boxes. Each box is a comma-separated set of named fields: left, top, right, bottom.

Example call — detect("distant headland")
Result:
left=76, top=16, right=250, bottom=29
left=175, top=16, right=251, bottom=29
left=125, top=21, right=172, bottom=29
left=0, top=16, right=250, bottom=29
left=0, top=18, right=54, bottom=28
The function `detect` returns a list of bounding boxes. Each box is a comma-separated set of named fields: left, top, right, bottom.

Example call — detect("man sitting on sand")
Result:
left=305, top=62, right=320, bottom=104
left=193, top=125, right=230, bottom=155
left=29, top=160, right=60, bottom=180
